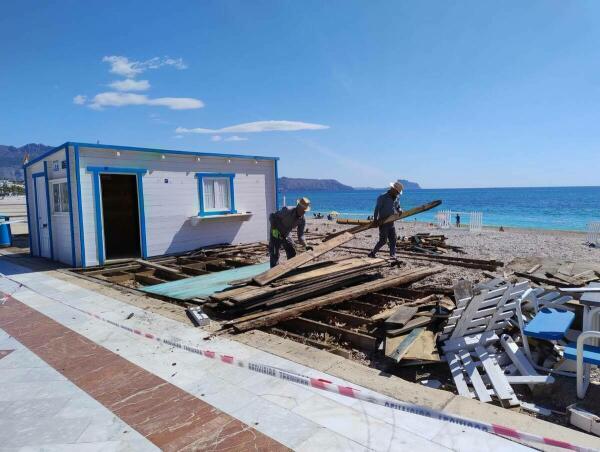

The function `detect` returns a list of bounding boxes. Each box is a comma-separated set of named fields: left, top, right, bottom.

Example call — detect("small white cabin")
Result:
left=23, top=142, right=279, bottom=267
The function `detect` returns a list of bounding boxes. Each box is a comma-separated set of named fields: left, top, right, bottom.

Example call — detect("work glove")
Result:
left=271, top=228, right=282, bottom=239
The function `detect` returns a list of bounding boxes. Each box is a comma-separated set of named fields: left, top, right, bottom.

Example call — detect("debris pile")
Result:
left=396, top=233, right=465, bottom=254
left=509, top=257, right=600, bottom=287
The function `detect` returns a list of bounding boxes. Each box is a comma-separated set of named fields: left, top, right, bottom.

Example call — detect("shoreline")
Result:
left=311, top=217, right=590, bottom=237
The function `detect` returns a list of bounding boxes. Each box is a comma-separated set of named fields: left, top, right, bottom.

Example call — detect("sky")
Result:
left=1, top=1, right=600, bottom=188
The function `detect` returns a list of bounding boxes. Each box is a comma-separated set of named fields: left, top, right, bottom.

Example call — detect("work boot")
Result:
left=367, top=252, right=376, bottom=258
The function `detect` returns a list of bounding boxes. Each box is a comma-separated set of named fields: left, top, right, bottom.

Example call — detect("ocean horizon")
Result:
left=278, top=186, right=600, bottom=232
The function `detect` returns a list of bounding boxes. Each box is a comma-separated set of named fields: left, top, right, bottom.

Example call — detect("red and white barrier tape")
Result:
left=0, top=284, right=596, bottom=452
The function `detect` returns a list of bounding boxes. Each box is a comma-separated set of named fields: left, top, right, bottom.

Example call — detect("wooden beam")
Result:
left=232, top=266, right=444, bottom=332
left=324, top=200, right=442, bottom=241
left=252, top=232, right=355, bottom=286
left=135, top=259, right=183, bottom=276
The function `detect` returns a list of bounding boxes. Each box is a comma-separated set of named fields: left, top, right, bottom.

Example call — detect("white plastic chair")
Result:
left=564, top=308, right=600, bottom=398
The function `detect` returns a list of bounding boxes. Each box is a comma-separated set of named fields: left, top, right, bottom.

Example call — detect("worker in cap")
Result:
left=268, top=197, right=311, bottom=267
left=368, top=181, right=403, bottom=258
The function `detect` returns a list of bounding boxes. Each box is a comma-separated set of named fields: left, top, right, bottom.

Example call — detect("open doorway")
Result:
left=100, top=174, right=141, bottom=260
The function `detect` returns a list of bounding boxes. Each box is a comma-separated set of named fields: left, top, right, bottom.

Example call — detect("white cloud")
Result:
left=176, top=120, right=329, bottom=134
left=210, top=135, right=222, bottom=142
left=109, top=79, right=150, bottom=91
left=88, top=92, right=204, bottom=110
left=173, top=135, right=184, bottom=139
left=73, top=94, right=87, bottom=105
left=225, top=135, right=248, bottom=142
left=102, top=55, right=188, bottom=77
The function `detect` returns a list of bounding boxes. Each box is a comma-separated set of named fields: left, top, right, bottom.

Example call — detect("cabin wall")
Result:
left=77, top=146, right=276, bottom=266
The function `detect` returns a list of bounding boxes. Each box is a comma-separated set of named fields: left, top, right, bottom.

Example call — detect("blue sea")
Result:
left=278, top=187, right=600, bottom=232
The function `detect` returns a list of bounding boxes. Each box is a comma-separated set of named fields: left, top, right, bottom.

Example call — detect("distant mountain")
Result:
left=354, top=179, right=422, bottom=190
left=0, top=143, right=52, bottom=180
left=278, top=177, right=354, bottom=192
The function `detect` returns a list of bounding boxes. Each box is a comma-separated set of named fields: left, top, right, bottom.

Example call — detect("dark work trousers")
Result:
left=370, top=223, right=397, bottom=257
left=269, top=235, right=297, bottom=267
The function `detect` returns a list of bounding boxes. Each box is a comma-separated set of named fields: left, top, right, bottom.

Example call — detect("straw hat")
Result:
left=390, top=181, right=404, bottom=194
left=297, top=197, right=311, bottom=211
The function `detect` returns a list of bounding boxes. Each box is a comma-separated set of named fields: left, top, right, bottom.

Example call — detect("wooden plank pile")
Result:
left=396, top=233, right=465, bottom=254
left=210, top=263, right=445, bottom=333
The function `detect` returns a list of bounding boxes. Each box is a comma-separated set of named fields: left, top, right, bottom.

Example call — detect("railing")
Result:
left=587, top=222, right=600, bottom=246
left=437, top=209, right=483, bottom=233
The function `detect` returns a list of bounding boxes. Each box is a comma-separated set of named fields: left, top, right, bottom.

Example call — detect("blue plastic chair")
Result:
left=515, top=289, right=574, bottom=367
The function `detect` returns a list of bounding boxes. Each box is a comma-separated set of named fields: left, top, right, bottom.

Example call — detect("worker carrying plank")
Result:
left=268, top=197, right=311, bottom=267
left=368, top=181, right=403, bottom=258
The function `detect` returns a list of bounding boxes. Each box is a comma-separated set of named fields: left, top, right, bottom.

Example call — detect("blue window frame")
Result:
left=195, top=173, right=236, bottom=216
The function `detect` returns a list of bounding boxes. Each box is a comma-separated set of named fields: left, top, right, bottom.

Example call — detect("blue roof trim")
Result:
left=24, top=142, right=278, bottom=167
left=24, top=144, right=67, bottom=169
left=87, top=166, right=148, bottom=175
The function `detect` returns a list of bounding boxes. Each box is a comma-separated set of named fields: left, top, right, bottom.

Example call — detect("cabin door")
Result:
left=100, top=174, right=141, bottom=260
left=34, top=176, right=51, bottom=258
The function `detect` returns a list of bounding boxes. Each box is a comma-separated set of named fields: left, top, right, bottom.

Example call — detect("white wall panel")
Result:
left=77, top=146, right=276, bottom=263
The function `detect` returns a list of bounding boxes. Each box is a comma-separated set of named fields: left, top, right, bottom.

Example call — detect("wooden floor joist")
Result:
left=280, top=317, right=378, bottom=351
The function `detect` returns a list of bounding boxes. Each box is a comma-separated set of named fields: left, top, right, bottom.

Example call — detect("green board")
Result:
left=141, top=262, right=270, bottom=300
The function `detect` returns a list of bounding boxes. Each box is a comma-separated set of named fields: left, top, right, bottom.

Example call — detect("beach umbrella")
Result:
left=329, top=211, right=340, bottom=217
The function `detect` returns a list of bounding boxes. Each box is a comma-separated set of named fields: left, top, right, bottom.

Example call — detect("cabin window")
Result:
left=51, top=180, right=69, bottom=213
left=195, top=173, right=236, bottom=216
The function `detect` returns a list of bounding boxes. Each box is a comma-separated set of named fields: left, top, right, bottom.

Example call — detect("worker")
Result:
left=268, top=197, right=311, bottom=267
left=368, top=181, right=403, bottom=258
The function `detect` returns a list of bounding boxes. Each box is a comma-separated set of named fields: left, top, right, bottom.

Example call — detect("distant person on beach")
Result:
left=368, top=181, right=403, bottom=258
left=456, top=214, right=461, bottom=228
left=268, top=197, right=310, bottom=267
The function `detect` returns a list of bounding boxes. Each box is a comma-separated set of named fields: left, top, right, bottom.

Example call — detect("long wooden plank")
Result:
left=253, top=232, right=355, bottom=286
left=232, top=266, right=445, bottom=332
left=324, top=200, right=442, bottom=241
